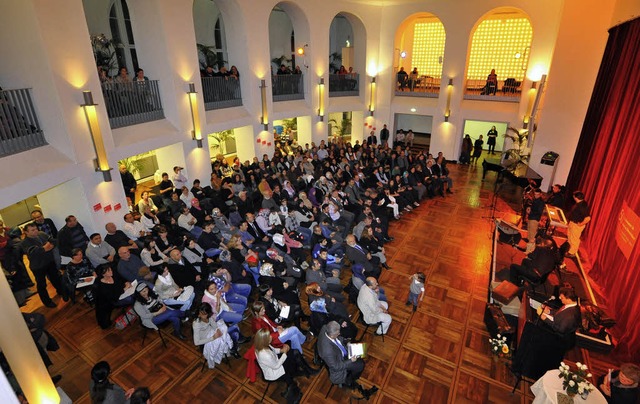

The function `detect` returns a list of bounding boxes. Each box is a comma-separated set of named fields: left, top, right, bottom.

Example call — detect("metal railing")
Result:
left=101, top=80, right=164, bottom=128
left=329, top=74, right=359, bottom=97
left=0, top=88, right=47, bottom=157
left=272, top=74, right=304, bottom=101
left=201, top=76, right=242, bottom=110
left=395, top=75, right=440, bottom=98
left=463, top=78, right=522, bottom=102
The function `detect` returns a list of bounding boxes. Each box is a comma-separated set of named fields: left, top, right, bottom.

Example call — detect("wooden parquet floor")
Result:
left=21, top=151, right=621, bottom=403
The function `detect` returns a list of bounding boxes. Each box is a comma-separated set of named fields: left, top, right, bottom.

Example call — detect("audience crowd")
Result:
left=5, top=135, right=462, bottom=401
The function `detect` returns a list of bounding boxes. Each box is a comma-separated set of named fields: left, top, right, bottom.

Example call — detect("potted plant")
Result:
left=488, top=334, right=511, bottom=360
left=197, top=43, right=226, bottom=70
left=90, top=34, right=121, bottom=76
left=209, top=129, right=235, bottom=155
left=558, top=362, right=595, bottom=399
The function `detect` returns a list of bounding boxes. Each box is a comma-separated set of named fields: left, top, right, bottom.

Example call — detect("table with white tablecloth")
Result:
left=531, top=369, right=607, bottom=404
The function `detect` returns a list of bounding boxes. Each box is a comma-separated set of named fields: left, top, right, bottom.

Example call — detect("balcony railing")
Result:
left=329, top=74, right=359, bottom=97
left=101, top=80, right=164, bottom=129
left=463, top=78, right=522, bottom=102
left=0, top=88, right=47, bottom=157
left=202, top=76, right=242, bottom=111
left=395, top=75, right=440, bottom=98
left=272, top=74, right=304, bottom=102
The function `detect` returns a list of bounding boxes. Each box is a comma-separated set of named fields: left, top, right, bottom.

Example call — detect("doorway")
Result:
left=462, top=119, right=508, bottom=154
left=393, top=113, right=433, bottom=152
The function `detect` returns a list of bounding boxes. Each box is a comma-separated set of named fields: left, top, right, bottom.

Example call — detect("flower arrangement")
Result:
left=488, top=334, right=511, bottom=358
left=558, top=362, right=595, bottom=398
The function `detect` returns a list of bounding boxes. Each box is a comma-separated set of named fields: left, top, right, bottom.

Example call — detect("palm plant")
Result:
left=197, top=43, right=226, bottom=70
left=91, top=34, right=121, bottom=76
left=118, top=156, right=144, bottom=177
left=329, top=52, right=342, bottom=73
left=271, top=55, right=292, bottom=71
left=209, top=129, right=235, bottom=155
left=328, top=116, right=352, bottom=140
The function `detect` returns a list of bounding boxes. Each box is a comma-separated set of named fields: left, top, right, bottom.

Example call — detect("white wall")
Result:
left=396, top=113, right=433, bottom=134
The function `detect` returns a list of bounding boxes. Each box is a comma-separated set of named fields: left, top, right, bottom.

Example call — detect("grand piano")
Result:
left=482, top=157, right=543, bottom=188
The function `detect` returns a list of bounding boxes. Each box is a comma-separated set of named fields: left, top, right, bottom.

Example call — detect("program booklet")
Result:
left=347, top=342, right=366, bottom=359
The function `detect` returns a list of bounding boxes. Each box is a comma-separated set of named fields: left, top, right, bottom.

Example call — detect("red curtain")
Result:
left=565, top=17, right=640, bottom=362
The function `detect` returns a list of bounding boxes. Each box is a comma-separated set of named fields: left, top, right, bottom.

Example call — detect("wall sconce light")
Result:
left=81, top=91, right=112, bottom=182
left=187, top=83, right=203, bottom=148
left=259, top=79, right=268, bottom=130
left=444, top=78, right=453, bottom=122
left=297, top=44, right=308, bottom=56
left=318, top=78, right=325, bottom=121
left=369, top=77, right=376, bottom=116
left=523, top=81, right=538, bottom=129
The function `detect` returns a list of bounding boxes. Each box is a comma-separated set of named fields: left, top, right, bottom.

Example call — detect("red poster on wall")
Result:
left=103, top=205, right=112, bottom=213
left=615, top=201, right=640, bottom=260
left=93, top=203, right=102, bottom=212
left=114, top=203, right=122, bottom=211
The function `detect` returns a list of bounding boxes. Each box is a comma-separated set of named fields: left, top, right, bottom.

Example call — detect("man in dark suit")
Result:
left=538, top=285, right=581, bottom=336
left=345, top=235, right=380, bottom=279
left=379, top=124, right=390, bottom=146
left=317, top=321, right=378, bottom=400
left=168, top=249, right=203, bottom=292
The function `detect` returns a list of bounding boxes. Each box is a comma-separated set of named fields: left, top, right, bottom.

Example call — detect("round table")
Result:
left=531, top=369, right=607, bottom=404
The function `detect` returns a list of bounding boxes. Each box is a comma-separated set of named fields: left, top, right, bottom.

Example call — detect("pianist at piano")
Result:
left=509, top=236, right=559, bottom=285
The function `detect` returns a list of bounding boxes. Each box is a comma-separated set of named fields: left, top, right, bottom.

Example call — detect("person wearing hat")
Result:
left=526, top=188, right=545, bottom=253
left=599, top=363, right=640, bottom=403
left=133, top=282, right=187, bottom=340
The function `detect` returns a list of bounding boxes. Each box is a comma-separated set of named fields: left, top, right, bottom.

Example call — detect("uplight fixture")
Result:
left=81, top=90, right=112, bottom=182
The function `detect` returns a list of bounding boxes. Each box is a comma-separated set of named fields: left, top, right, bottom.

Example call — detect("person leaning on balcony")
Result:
left=133, top=68, right=149, bottom=82
left=114, top=66, right=130, bottom=83
left=201, top=65, right=215, bottom=78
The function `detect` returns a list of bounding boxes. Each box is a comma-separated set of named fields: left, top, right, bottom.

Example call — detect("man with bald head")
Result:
left=117, top=246, right=153, bottom=287
left=104, top=222, right=139, bottom=253
left=357, top=277, right=392, bottom=335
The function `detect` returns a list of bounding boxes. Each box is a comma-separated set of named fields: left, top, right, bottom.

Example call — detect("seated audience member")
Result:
left=197, top=221, right=224, bottom=257
left=182, top=237, right=211, bottom=273
left=177, top=206, right=198, bottom=234
left=306, top=258, right=344, bottom=301
left=104, top=222, right=139, bottom=253
left=357, top=277, right=392, bottom=335
left=258, top=283, right=305, bottom=331
left=218, top=249, right=255, bottom=287
left=251, top=301, right=307, bottom=353
left=94, top=265, right=134, bottom=329
left=167, top=249, right=202, bottom=290
left=139, top=206, right=160, bottom=233
left=190, top=198, right=211, bottom=227
left=57, top=215, right=90, bottom=258
left=89, top=361, right=134, bottom=404
left=63, top=248, right=96, bottom=304
left=137, top=191, right=158, bottom=215
left=258, top=262, right=302, bottom=306
left=154, top=265, right=195, bottom=314
left=140, top=238, right=168, bottom=273
left=253, top=328, right=303, bottom=402
left=179, top=186, right=195, bottom=208
left=317, top=321, right=379, bottom=400
left=86, top=233, right=116, bottom=268
left=123, top=213, right=149, bottom=248
left=193, top=303, right=236, bottom=366
left=345, top=234, right=381, bottom=279
left=159, top=172, right=175, bottom=205
left=598, top=363, right=640, bottom=403
left=154, top=224, right=181, bottom=255
left=305, top=282, right=350, bottom=320
left=166, top=191, right=186, bottom=219
left=433, top=155, right=454, bottom=194
left=359, top=225, right=390, bottom=269
left=133, top=283, right=186, bottom=340
left=117, top=247, right=154, bottom=287
left=509, top=237, right=558, bottom=285
left=202, top=279, right=243, bottom=326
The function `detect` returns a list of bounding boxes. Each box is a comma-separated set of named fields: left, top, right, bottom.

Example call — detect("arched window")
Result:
left=394, top=14, right=445, bottom=96
left=465, top=10, right=532, bottom=97
left=109, top=0, right=138, bottom=74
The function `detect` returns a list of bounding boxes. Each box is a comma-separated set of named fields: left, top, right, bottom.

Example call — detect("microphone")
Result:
left=542, top=295, right=556, bottom=305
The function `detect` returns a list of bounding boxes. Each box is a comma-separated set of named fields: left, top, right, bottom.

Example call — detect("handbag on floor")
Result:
left=114, top=307, right=138, bottom=330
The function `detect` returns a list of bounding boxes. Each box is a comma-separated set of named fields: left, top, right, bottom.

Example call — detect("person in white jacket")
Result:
left=254, top=328, right=301, bottom=400
left=193, top=303, right=235, bottom=368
